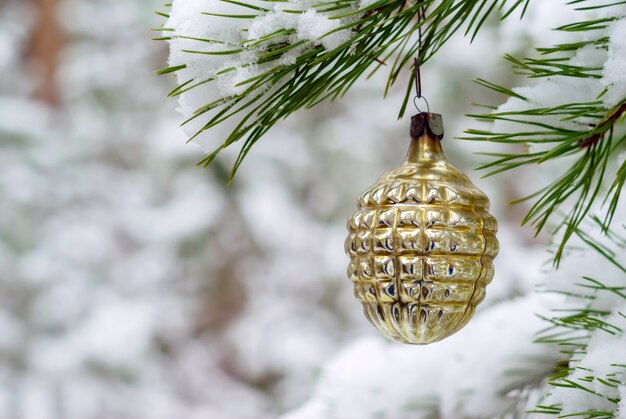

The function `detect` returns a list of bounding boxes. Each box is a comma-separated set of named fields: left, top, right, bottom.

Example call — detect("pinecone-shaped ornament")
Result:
left=345, top=113, right=499, bottom=344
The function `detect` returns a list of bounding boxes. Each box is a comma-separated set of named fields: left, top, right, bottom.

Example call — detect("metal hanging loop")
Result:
left=413, top=95, right=430, bottom=113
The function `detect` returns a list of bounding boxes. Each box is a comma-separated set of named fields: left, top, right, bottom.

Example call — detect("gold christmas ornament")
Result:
left=345, top=113, right=499, bottom=344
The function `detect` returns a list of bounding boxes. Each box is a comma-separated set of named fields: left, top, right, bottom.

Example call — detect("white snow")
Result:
left=248, top=12, right=297, bottom=41
left=359, top=0, right=380, bottom=8
left=165, top=0, right=354, bottom=144
left=282, top=294, right=564, bottom=419
left=602, top=18, right=626, bottom=107
left=543, top=306, right=626, bottom=416
left=296, top=9, right=350, bottom=50
left=618, top=385, right=626, bottom=418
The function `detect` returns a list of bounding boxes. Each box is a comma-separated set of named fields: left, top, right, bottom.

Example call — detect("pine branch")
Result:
left=467, top=6, right=626, bottom=411
left=531, top=221, right=626, bottom=417
left=463, top=6, right=626, bottom=264
left=157, top=0, right=529, bottom=180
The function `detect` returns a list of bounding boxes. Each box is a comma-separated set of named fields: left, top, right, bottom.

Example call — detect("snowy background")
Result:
left=1, top=0, right=624, bottom=418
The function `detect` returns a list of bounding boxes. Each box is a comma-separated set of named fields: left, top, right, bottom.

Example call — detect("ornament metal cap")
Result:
left=410, top=112, right=444, bottom=140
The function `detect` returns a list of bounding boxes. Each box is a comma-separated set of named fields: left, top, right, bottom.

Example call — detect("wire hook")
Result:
left=413, top=95, right=430, bottom=113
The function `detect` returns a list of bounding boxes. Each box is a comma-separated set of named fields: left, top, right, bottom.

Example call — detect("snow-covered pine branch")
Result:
left=157, top=0, right=529, bottom=178
left=465, top=4, right=626, bottom=262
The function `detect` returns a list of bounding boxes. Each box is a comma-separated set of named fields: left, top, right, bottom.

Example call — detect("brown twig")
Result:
left=579, top=102, right=626, bottom=148
left=25, top=0, right=64, bottom=106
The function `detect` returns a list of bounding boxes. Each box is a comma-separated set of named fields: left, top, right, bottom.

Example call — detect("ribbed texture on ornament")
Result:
left=345, top=159, right=498, bottom=344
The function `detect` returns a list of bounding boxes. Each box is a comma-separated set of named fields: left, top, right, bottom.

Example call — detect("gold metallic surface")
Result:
left=345, top=132, right=499, bottom=344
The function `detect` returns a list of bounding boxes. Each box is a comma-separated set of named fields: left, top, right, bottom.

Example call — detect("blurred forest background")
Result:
left=0, top=0, right=596, bottom=418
